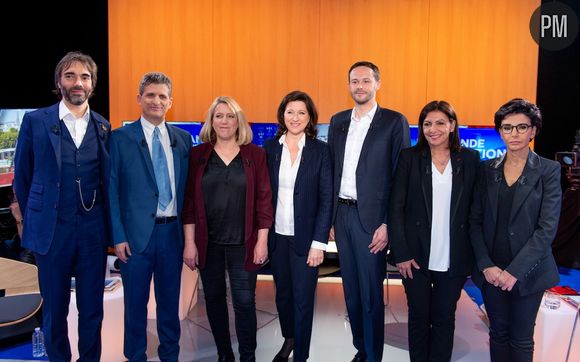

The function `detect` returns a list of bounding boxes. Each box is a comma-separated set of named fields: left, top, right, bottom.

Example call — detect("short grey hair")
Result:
left=138, top=72, right=172, bottom=96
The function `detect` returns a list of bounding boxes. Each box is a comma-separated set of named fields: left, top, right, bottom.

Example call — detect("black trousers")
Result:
left=200, top=243, right=257, bottom=362
left=482, top=282, right=543, bottom=362
left=270, top=233, right=319, bottom=361
left=401, top=269, right=466, bottom=362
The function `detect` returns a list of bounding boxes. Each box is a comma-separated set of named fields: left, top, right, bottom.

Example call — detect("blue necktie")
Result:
left=152, top=127, right=172, bottom=211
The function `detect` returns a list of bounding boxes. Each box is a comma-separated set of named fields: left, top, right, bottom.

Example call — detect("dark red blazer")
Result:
left=182, top=142, right=273, bottom=271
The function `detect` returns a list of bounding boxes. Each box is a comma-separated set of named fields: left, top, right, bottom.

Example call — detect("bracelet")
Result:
left=15, top=219, right=23, bottom=225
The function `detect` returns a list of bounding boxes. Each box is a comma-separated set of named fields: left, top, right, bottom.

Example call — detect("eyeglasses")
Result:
left=500, top=123, right=532, bottom=134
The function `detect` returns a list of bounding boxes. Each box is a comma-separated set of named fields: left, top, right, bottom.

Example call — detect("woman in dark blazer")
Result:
left=389, top=100, right=480, bottom=362
left=470, top=98, right=561, bottom=362
left=264, top=91, right=333, bottom=362
left=182, top=96, right=274, bottom=362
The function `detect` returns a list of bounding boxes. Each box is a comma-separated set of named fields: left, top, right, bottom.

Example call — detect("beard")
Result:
left=351, top=90, right=374, bottom=106
left=62, top=85, right=92, bottom=106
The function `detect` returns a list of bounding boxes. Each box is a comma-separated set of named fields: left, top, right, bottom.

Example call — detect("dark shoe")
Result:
left=350, top=355, right=366, bottom=362
left=218, top=354, right=235, bottom=362
left=272, top=338, right=294, bottom=362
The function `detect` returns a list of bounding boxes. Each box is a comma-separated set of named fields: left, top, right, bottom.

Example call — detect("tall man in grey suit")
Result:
left=328, top=61, right=410, bottom=362
left=108, top=73, right=191, bottom=362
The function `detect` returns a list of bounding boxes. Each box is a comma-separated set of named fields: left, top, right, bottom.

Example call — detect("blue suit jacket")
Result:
left=108, top=120, right=191, bottom=253
left=264, top=136, right=333, bottom=256
left=14, top=103, right=111, bottom=255
left=328, top=106, right=410, bottom=233
left=470, top=151, right=562, bottom=295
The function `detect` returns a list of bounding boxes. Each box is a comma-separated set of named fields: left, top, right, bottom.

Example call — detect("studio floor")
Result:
left=31, top=276, right=487, bottom=362
left=176, top=277, right=490, bottom=362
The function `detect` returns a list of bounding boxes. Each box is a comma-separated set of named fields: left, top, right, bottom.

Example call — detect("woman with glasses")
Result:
left=389, top=100, right=480, bottom=361
left=470, top=98, right=562, bottom=361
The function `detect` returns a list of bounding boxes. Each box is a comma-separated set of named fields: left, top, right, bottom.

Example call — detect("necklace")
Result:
left=432, top=155, right=450, bottom=167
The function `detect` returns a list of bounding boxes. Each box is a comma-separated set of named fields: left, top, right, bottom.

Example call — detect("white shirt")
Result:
left=428, top=160, right=452, bottom=271
left=338, top=103, right=377, bottom=200
left=59, top=101, right=90, bottom=148
left=275, top=134, right=326, bottom=251
left=140, top=117, right=177, bottom=217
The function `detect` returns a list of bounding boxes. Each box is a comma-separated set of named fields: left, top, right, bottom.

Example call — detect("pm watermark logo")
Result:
left=530, top=1, right=579, bottom=51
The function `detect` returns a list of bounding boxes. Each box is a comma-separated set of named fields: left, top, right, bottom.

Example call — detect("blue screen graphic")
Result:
left=409, top=126, right=506, bottom=160
left=127, top=121, right=506, bottom=161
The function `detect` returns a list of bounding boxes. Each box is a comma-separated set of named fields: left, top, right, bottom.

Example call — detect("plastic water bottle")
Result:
left=32, top=327, right=45, bottom=357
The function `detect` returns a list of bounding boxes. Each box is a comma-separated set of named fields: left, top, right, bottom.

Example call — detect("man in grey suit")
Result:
left=108, top=72, right=191, bottom=362
left=328, top=61, right=410, bottom=362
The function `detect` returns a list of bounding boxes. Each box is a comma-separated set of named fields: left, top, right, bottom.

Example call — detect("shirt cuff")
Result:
left=310, top=240, right=327, bottom=251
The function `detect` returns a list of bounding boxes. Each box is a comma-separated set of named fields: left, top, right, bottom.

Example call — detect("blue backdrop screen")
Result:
left=125, top=121, right=506, bottom=161
left=409, top=126, right=506, bottom=160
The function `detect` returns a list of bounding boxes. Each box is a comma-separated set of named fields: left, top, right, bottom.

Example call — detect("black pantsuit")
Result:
left=470, top=151, right=562, bottom=362
left=481, top=282, right=543, bottom=361
left=389, top=146, right=480, bottom=362
left=402, top=270, right=466, bottom=362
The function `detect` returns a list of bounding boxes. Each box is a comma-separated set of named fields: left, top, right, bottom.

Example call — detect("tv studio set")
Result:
left=0, top=1, right=578, bottom=361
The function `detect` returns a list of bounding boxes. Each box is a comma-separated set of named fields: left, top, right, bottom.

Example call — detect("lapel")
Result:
left=130, top=120, right=156, bottom=183
left=334, top=114, right=350, bottom=175
left=194, top=143, right=214, bottom=198
left=42, top=104, right=62, bottom=171
left=271, top=140, right=283, bottom=193
left=449, top=151, right=464, bottom=228
left=510, top=151, right=541, bottom=222
left=358, top=107, right=383, bottom=165
left=420, top=148, right=433, bottom=224
left=294, top=137, right=311, bottom=188
left=90, top=111, right=110, bottom=179
left=91, top=111, right=109, bottom=145
left=167, top=124, right=181, bottom=187
left=487, top=155, right=505, bottom=226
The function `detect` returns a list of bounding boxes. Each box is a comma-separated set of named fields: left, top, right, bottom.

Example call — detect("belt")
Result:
left=155, top=216, right=177, bottom=224
left=338, top=197, right=357, bottom=206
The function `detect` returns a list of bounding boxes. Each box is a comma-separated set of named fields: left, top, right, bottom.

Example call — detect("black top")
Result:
left=202, top=150, right=246, bottom=245
left=492, top=174, right=517, bottom=269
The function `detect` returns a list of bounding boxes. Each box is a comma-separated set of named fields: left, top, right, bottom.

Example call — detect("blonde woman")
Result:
left=182, top=96, right=273, bottom=362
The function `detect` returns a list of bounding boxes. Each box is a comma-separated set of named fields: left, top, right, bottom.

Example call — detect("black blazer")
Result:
left=328, top=106, right=410, bottom=233
left=264, top=136, right=333, bottom=256
left=469, top=151, right=562, bottom=295
left=388, top=146, right=480, bottom=277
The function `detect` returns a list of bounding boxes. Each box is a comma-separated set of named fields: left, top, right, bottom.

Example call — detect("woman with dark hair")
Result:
left=389, top=100, right=480, bottom=361
left=264, top=91, right=333, bottom=362
left=470, top=98, right=561, bottom=361
left=182, top=96, right=274, bottom=362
